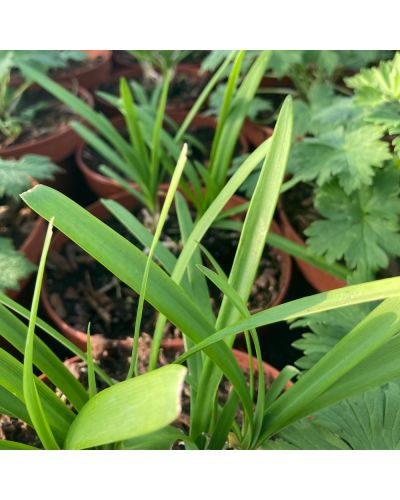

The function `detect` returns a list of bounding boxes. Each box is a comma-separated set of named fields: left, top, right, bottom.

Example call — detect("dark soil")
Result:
left=46, top=217, right=158, bottom=340
left=0, top=199, right=37, bottom=248
left=0, top=415, right=41, bottom=448
left=281, top=181, right=319, bottom=237
left=0, top=89, right=76, bottom=148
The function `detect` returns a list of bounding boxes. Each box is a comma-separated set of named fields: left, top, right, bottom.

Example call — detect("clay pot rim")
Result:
left=0, top=85, right=94, bottom=157
left=41, top=190, right=291, bottom=350
left=55, top=50, right=112, bottom=83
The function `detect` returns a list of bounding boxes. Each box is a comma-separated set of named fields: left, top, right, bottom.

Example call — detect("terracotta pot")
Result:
left=41, top=189, right=291, bottom=350
left=279, top=203, right=346, bottom=292
left=242, top=119, right=274, bottom=148
left=11, top=51, right=112, bottom=90
left=75, top=111, right=249, bottom=199
left=0, top=86, right=94, bottom=163
left=260, top=75, right=294, bottom=89
left=54, top=50, right=112, bottom=90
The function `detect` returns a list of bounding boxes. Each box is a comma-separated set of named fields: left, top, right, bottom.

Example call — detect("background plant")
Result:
left=0, top=51, right=85, bottom=146
left=0, top=154, right=58, bottom=292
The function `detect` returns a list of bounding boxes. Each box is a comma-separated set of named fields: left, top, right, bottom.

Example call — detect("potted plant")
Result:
left=3, top=96, right=400, bottom=449
left=278, top=52, right=400, bottom=291
left=0, top=51, right=94, bottom=163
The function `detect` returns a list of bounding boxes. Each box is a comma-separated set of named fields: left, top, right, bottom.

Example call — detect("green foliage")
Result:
left=0, top=50, right=85, bottom=144
left=0, top=155, right=58, bottom=293
left=346, top=52, right=400, bottom=153
left=264, top=382, right=400, bottom=450
left=0, top=239, right=35, bottom=293
left=0, top=155, right=59, bottom=199
left=305, top=167, right=400, bottom=274
left=289, top=125, right=391, bottom=193
left=0, top=50, right=86, bottom=74
left=207, top=83, right=272, bottom=121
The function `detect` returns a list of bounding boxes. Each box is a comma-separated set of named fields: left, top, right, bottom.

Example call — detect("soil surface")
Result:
left=0, top=415, right=41, bottom=448
left=282, top=181, right=320, bottom=237
left=0, top=199, right=37, bottom=248
left=0, top=89, right=77, bottom=148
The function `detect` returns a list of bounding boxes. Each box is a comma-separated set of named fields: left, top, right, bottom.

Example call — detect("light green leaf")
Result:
left=64, top=365, right=187, bottom=450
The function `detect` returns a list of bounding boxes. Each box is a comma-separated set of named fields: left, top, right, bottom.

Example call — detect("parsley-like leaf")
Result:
left=305, top=167, right=400, bottom=272
left=0, top=238, right=35, bottom=293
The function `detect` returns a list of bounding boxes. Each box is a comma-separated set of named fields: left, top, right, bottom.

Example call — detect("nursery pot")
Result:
left=0, top=86, right=94, bottom=163
left=279, top=202, right=346, bottom=292
left=54, top=50, right=112, bottom=90
left=75, top=112, right=249, bottom=199
left=41, top=190, right=291, bottom=351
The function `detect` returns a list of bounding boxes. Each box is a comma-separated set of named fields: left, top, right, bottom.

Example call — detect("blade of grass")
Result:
left=0, top=294, right=114, bottom=388
left=0, top=302, right=88, bottom=410
left=259, top=296, right=400, bottom=442
left=127, top=144, right=188, bottom=378
left=23, top=218, right=60, bottom=450
left=174, top=51, right=238, bottom=142
left=86, top=323, right=96, bottom=399
left=174, top=277, right=400, bottom=363
left=21, top=185, right=254, bottom=423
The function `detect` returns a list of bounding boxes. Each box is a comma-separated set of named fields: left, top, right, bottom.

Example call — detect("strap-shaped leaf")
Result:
left=20, top=185, right=253, bottom=421
left=0, top=303, right=88, bottom=411
left=64, top=365, right=187, bottom=450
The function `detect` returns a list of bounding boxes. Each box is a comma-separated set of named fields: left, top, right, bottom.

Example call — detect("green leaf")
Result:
left=305, top=167, right=400, bottom=273
left=0, top=440, right=39, bottom=450
left=23, top=219, right=60, bottom=450
left=120, top=426, right=187, bottom=450
left=289, top=125, right=391, bottom=194
left=63, top=365, right=187, bottom=450
left=260, top=296, right=400, bottom=441
left=291, top=304, right=372, bottom=372
left=0, top=238, right=35, bottom=293
left=0, top=155, right=59, bottom=199
left=0, top=302, right=88, bottom=411
left=20, top=184, right=254, bottom=422
left=174, top=277, right=400, bottom=363
left=345, top=52, right=400, bottom=108
left=266, top=382, right=400, bottom=450
left=263, top=418, right=351, bottom=450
